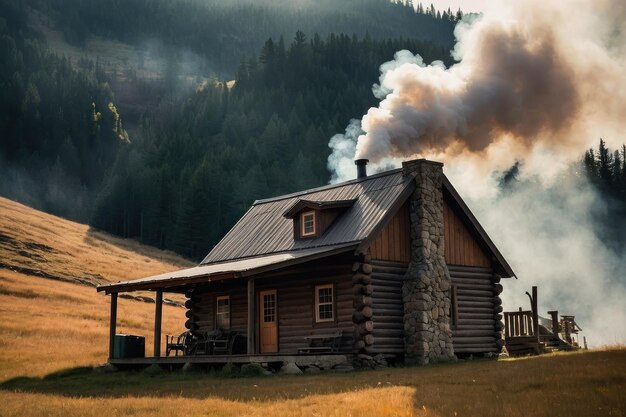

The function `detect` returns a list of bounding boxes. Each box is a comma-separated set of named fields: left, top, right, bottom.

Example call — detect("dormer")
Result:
left=283, top=199, right=356, bottom=240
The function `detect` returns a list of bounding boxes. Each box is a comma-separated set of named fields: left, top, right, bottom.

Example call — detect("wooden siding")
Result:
left=370, top=202, right=411, bottom=263
left=449, top=265, right=499, bottom=353
left=371, top=260, right=406, bottom=353
left=444, top=200, right=491, bottom=267
left=188, top=253, right=355, bottom=353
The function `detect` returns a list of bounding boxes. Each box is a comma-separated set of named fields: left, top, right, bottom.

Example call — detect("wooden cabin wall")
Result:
left=187, top=253, right=355, bottom=354
left=449, top=265, right=500, bottom=353
left=443, top=201, right=491, bottom=268
left=370, top=260, right=406, bottom=354
left=369, top=202, right=411, bottom=263
left=189, top=280, right=248, bottom=335
left=256, top=273, right=354, bottom=353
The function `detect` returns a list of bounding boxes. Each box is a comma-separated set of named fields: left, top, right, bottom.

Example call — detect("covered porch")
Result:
left=97, top=244, right=358, bottom=365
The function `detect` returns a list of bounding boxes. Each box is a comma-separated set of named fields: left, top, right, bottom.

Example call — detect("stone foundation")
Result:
left=402, top=159, right=455, bottom=364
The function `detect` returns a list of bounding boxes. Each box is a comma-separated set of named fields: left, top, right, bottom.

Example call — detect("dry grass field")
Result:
left=0, top=197, right=624, bottom=417
left=0, top=197, right=192, bottom=288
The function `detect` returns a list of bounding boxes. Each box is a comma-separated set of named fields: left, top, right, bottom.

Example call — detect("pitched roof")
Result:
left=97, top=163, right=516, bottom=293
left=201, top=169, right=415, bottom=264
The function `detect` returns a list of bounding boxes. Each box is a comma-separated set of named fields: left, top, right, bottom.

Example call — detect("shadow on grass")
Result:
left=0, top=364, right=388, bottom=402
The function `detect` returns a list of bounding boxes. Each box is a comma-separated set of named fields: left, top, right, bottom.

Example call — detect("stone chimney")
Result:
left=401, top=159, right=455, bottom=364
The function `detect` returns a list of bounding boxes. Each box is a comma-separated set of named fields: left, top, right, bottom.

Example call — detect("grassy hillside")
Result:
left=0, top=197, right=192, bottom=288
left=0, top=196, right=192, bottom=379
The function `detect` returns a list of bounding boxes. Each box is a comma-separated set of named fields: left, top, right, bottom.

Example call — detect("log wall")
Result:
left=370, top=259, right=406, bottom=354
left=443, top=201, right=491, bottom=268
left=369, top=202, right=411, bottom=263
left=449, top=265, right=502, bottom=353
left=186, top=253, right=355, bottom=354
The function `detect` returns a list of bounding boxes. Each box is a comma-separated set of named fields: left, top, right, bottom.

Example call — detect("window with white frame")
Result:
left=315, top=284, right=334, bottom=323
left=216, top=295, right=230, bottom=329
left=301, top=211, right=316, bottom=237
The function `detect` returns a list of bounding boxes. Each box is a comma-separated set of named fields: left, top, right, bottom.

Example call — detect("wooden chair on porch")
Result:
left=165, top=331, right=191, bottom=357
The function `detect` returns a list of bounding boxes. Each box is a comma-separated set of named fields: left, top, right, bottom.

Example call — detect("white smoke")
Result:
left=328, top=0, right=626, bottom=345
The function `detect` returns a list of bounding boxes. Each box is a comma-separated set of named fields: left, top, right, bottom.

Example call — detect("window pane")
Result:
left=316, top=285, right=333, bottom=322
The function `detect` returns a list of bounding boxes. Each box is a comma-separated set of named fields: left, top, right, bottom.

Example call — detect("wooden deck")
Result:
left=109, top=353, right=352, bottom=367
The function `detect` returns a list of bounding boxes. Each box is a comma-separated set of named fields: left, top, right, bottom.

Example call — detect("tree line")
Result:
left=24, top=0, right=458, bottom=76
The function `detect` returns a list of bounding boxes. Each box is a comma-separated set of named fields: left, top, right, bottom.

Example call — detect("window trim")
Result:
left=301, top=211, right=316, bottom=237
left=216, top=295, right=231, bottom=329
left=315, top=284, right=334, bottom=323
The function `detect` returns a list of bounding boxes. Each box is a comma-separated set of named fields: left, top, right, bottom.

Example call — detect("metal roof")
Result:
left=97, top=243, right=358, bottom=294
left=201, top=169, right=415, bottom=264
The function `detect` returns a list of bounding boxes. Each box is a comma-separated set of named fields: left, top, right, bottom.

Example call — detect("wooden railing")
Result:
left=504, top=309, right=535, bottom=338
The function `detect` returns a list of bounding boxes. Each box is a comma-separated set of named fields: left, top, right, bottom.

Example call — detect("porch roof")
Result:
left=96, top=243, right=358, bottom=294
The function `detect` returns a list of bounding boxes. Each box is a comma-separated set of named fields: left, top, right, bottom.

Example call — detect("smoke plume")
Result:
left=329, top=0, right=626, bottom=345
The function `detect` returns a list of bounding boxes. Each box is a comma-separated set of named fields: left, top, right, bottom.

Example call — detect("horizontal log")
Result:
left=371, top=272, right=406, bottom=281
left=371, top=308, right=404, bottom=317
left=492, top=275, right=502, bottom=283
left=494, top=305, right=503, bottom=313
left=457, top=319, right=495, bottom=326
left=447, top=265, right=493, bottom=274
left=494, top=283, right=503, bottom=295
left=452, top=346, right=500, bottom=353
left=457, top=307, right=494, bottom=314
left=458, top=299, right=495, bottom=307
left=495, top=338, right=506, bottom=347
left=454, top=284, right=496, bottom=293
left=495, top=322, right=504, bottom=331
left=454, top=325, right=500, bottom=331
left=493, top=296, right=502, bottom=306
left=451, top=277, right=493, bottom=287
left=363, top=334, right=375, bottom=346
left=459, top=312, right=496, bottom=320
left=373, top=315, right=404, bottom=324
left=453, top=329, right=498, bottom=337
left=369, top=336, right=403, bottom=346
left=352, top=262, right=361, bottom=273
left=456, top=289, right=495, bottom=297
left=452, top=336, right=496, bottom=344
left=361, top=263, right=373, bottom=275
left=184, top=300, right=194, bottom=309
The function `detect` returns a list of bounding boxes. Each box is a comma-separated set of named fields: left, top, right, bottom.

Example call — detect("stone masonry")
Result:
left=402, top=159, right=455, bottom=364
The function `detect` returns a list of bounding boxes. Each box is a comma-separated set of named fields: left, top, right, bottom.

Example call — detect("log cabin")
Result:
left=97, top=158, right=516, bottom=366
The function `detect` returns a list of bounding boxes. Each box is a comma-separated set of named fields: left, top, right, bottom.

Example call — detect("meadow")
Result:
left=0, top=197, right=624, bottom=417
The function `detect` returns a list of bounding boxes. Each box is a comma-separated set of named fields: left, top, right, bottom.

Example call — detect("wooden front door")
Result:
left=259, top=289, right=278, bottom=353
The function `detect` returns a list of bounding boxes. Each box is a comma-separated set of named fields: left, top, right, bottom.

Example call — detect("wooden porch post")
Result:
left=154, top=289, right=163, bottom=358
left=247, top=278, right=255, bottom=354
left=108, top=292, right=118, bottom=359
left=531, top=286, right=539, bottom=343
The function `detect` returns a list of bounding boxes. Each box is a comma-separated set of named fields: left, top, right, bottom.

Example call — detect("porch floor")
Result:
left=109, top=353, right=352, bottom=367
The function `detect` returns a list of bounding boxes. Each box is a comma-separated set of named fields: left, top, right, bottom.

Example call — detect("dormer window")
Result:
left=301, top=211, right=316, bottom=236
left=284, top=198, right=357, bottom=240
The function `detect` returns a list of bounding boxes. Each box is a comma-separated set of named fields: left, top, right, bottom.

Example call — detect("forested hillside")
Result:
left=0, top=0, right=459, bottom=260
left=25, top=0, right=459, bottom=76
left=0, top=1, right=128, bottom=221
left=90, top=33, right=452, bottom=259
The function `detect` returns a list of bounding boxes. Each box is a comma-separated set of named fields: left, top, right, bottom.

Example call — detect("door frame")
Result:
left=258, top=289, right=279, bottom=353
